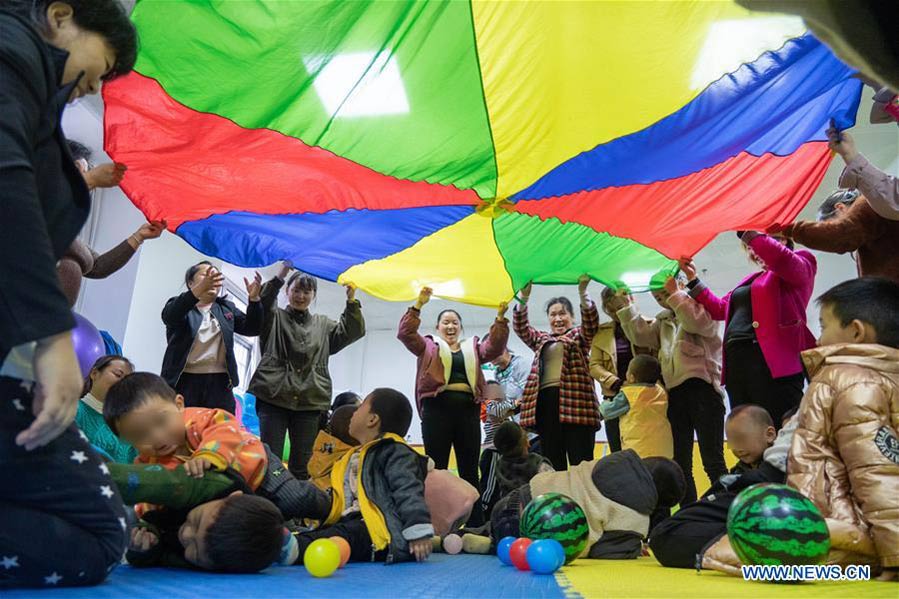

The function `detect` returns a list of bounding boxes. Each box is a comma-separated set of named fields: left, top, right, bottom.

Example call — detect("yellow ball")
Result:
left=304, top=538, right=341, bottom=578
left=303, top=539, right=340, bottom=578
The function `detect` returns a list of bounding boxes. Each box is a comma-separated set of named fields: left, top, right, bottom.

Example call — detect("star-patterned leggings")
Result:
left=0, top=376, right=128, bottom=589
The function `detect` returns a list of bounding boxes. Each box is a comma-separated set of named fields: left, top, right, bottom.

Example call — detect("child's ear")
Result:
left=765, top=426, right=777, bottom=444
left=626, top=372, right=636, bottom=383
left=174, top=394, right=186, bottom=411
left=228, top=490, right=243, bottom=498
left=369, top=413, right=381, bottom=430
left=854, top=319, right=879, bottom=344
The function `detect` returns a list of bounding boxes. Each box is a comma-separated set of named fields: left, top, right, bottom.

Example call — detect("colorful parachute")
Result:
left=103, top=1, right=861, bottom=306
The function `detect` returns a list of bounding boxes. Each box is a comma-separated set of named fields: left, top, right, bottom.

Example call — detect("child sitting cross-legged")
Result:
left=292, top=388, right=435, bottom=565
left=104, top=373, right=332, bottom=522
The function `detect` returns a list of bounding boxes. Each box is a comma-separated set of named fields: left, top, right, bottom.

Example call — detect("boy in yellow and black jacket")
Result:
left=293, top=388, right=434, bottom=565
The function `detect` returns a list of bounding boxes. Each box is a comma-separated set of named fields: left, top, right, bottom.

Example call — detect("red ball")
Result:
left=510, top=538, right=533, bottom=571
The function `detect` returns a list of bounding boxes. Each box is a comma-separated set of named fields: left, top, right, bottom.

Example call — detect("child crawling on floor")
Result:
left=104, top=373, right=332, bottom=522
left=460, top=441, right=685, bottom=559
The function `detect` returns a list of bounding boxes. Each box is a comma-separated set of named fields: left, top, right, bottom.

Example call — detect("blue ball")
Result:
left=544, top=539, right=566, bottom=569
left=497, top=536, right=516, bottom=566
left=526, top=540, right=562, bottom=575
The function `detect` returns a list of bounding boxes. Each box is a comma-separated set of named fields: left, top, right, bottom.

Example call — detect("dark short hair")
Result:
left=286, top=272, right=317, bottom=295
left=628, top=354, right=661, bottom=384
left=817, top=189, right=860, bottom=221
left=493, top=421, right=525, bottom=456
left=205, top=494, right=284, bottom=573
left=331, top=391, right=361, bottom=412
left=67, top=139, right=92, bottom=163
left=184, top=260, right=214, bottom=287
left=5, top=0, right=137, bottom=80
left=545, top=296, right=573, bottom=316
left=726, top=404, right=774, bottom=429
left=368, top=388, right=413, bottom=437
left=82, top=354, right=133, bottom=397
left=103, top=372, right=177, bottom=435
left=329, top=405, right=358, bottom=446
left=817, top=277, right=899, bottom=348
left=642, top=457, right=686, bottom=509
left=436, top=309, right=462, bottom=328
left=600, top=287, right=616, bottom=303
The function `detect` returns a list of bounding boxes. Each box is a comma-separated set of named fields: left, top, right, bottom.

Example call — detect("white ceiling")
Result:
left=66, top=75, right=898, bottom=333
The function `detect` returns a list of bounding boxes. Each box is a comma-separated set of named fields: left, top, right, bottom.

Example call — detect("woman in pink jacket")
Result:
left=681, top=232, right=817, bottom=427
left=397, top=288, right=509, bottom=523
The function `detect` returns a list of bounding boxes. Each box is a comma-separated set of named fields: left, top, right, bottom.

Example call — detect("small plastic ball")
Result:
left=328, top=536, right=351, bottom=568
left=510, top=538, right=533, bottom=571
left=544, top=539, right=566, bottom=569
left=304, top=538, right=341, bottom=578
left=527, top=540, right=562, bottom=575
left=443, top=533, right=463, bottom=555
left=497, top=536, right=516, bottom=565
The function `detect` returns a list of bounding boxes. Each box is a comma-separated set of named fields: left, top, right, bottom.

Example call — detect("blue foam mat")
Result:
left=4, top=554, right=571, bottom=598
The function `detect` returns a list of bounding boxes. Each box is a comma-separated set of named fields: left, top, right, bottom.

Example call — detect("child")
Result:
left=617, top=355, right=673, bottom=459
left=493, top=421, right=554, bottom=499
left=308, top=405, right=358, bottom=491
left=465, top=449, right=684, bottom=559
left=293, top=388, right=434, bottom=565
left=788, top=278, right=899, bottom=580
left=649, top=404, right=786, bottom=570
left=479, top=381, right=517, bottom=519
left=104, top=373, right=331, bottom=521
left=719, top=404, right=776, bottom=479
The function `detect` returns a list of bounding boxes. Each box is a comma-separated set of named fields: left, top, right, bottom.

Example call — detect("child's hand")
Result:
left=409, top=537, right=432, bottom=562
left=184, top=457, right=212, bottom=478
left=130, top=527, right=159, bottom=552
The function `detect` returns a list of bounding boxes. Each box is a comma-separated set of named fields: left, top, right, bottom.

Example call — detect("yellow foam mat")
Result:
left=555, top=556, right=894, bottom=598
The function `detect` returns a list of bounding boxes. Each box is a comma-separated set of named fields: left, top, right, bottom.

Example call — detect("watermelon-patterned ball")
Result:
left=519, top=493, right=589, bottom=564
left=727, top=483, right=830, bottom=566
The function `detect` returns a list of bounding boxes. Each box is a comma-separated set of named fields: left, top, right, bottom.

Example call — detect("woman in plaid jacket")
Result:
left=513, top=276, right=601, bottom=470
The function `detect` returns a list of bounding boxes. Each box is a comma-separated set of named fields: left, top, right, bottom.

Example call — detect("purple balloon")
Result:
left=72, top=313, right=105, bottom=377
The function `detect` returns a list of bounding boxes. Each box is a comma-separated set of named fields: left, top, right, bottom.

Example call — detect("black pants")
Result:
left=295, top=513, right=385, bottom=564
left=667, top=378, right=727, bottom=505
left=478, top=448, right=502, bottom=519
left=1, top=377, right=128, bottom=589
left=724, top=340, right=804, bottom=429
left=535, top=387, right=595, bottom=470
left=604, top=414, right=622, bottom=452
left=421, top=391, right=482, bottom=525
left=256, top=400, right=322, bottom=480
left=176, top=372, right=235, bottom=414
left=648, top=492, right=733, bottom=569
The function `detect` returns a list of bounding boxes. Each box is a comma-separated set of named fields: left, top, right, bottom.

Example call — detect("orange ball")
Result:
left=329, top=536, right=351, bottom=568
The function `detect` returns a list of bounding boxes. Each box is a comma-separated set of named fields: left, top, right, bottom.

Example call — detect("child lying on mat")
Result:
left=110, top=463, right=289, bottom=572
left=461, top=449, right=685, bottom=559
left=292, top=388, right=434, bottom=565
left=104, top=372, right=331, bottom=521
